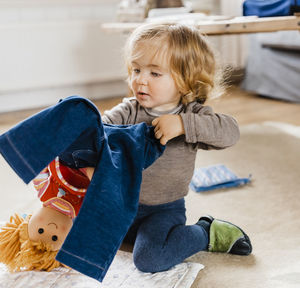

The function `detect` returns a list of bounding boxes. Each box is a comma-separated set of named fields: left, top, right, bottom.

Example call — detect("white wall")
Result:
left=0, top=0, right=128, bottom=112
left=188, top=0, right=248, bottom=67
left=0, top=0, right=247, bottom=113
left=219, top=0, right=248, bottom=67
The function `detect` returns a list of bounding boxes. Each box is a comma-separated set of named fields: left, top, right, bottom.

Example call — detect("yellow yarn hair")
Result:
left=0, top=213, right=62, bottom=272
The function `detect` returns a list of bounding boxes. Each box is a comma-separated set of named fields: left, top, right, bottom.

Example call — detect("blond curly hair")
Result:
left=124, top=22, right=224, bottom=105
left=0, top=214, right=62, bottom=272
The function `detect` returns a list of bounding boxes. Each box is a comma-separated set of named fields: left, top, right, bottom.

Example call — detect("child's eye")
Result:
left=133, top=68, right=140, bottom=74
left=151, top=72, right=161, bottom=77
left=38, top=228, right=44, bottom=234
left=52, top=235, right=58, bottom=241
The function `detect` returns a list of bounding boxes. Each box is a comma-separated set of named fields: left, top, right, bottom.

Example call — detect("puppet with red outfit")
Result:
left=33, top=157, right=90, bottom=219
left=0, top=156, right=93, bottom=272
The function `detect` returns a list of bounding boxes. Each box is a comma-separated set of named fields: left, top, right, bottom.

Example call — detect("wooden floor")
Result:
left=0, top=86, right=299, bottom=126
left=205, top=86, right=300, bottom=126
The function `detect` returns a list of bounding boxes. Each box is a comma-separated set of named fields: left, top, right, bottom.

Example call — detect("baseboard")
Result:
left=0, top=79, right=128, bottom=113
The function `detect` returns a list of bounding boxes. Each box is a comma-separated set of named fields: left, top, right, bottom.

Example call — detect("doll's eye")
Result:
left=52, top=235, right=58, bottom=242
left=38, top=228, right=44, bottom=234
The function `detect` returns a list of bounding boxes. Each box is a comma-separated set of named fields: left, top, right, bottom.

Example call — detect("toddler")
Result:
left=101, top=23, right=252, bottom=273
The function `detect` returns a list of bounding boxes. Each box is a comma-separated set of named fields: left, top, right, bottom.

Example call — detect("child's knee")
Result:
left=133, top=250, right=155, bottom=273
left=133, top=246, right=166, bottom=273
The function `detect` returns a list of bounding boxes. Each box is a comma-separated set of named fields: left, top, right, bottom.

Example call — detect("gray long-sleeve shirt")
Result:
left=102, top=97, right=240, bottom=205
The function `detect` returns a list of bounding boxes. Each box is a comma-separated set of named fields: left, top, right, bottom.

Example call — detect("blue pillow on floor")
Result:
left=189, top=164, right=251, bottom=192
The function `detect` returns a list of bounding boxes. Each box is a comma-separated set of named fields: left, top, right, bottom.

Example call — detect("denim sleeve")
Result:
left=143, top=126, right=165, bottom=170
left=58, top=127, right=100, bottom=168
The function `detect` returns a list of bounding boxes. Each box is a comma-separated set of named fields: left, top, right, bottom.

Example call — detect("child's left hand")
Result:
left=152, top=115, right=185, bottom=145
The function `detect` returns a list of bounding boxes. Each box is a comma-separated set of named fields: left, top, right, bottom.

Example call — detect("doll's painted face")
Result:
left=28, top=206, right=73, bottom=251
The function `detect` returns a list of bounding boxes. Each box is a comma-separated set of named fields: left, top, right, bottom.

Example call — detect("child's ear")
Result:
left=0, top=214, right=24, bottom=266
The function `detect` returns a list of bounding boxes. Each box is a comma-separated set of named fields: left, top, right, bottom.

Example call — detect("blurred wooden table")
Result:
left=102, top=15, right=300, bottom=35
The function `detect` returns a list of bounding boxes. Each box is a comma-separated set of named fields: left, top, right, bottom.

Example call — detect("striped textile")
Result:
left=189, top=164, right=251, bottom=192
left=32, top=157, right=90, bottom=218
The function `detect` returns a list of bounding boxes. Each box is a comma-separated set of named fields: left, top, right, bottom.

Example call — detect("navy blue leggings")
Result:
left=123, top=198, right=209, bottom=273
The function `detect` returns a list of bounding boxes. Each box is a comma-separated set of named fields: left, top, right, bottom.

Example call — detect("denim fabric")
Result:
left=0, top=96, right=164, bottom=282
left=123, top=198, right=209, bottom=273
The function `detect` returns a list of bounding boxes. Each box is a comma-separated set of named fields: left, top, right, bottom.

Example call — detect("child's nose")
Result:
left=136, top=72, right=148, bottom=86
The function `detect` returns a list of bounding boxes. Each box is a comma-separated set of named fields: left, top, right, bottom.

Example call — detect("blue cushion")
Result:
left=243, top=0, right=299, bottom=17
left=189, top=164, right=251, bottom=192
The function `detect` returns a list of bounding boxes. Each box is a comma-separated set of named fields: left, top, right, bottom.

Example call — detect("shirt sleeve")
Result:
left=102, top=98, right=136, bottom=124
left=143, top=126, right=165, bottom=170
left=180, top=103, right=240, bottom=150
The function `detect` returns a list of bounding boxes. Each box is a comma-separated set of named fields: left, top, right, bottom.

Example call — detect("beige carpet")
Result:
left=187, top=122, right=300, bottom=288
left=0, top=122, right=300, bottom=288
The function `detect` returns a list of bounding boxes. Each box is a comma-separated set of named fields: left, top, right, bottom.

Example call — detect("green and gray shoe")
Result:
left=197, top=215, right=252, bottom=255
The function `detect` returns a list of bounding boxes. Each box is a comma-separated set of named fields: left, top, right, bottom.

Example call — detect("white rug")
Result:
left=0, top=251, right=203, bottom=288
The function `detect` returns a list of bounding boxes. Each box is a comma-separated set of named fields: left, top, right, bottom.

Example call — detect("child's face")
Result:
left=129, top=42, right=181, bottom=111
left=28, top=206, right=73, bottom=251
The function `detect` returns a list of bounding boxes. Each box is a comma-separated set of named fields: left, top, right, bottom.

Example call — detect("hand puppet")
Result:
left=0, top=157, right=92, bottom=272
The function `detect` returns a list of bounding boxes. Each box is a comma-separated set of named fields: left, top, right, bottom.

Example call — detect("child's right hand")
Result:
left=152, top=115, right=185, bottom=145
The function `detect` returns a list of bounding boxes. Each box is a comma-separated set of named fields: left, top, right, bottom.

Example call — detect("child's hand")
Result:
left=152, top=115, right=185, bottom=145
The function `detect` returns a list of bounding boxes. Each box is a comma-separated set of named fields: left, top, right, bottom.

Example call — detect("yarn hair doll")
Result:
left=0, top=157, right=91, bottom=272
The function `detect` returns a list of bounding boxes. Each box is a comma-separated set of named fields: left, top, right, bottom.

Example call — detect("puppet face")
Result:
left=28, top=206, right=73, bottom=251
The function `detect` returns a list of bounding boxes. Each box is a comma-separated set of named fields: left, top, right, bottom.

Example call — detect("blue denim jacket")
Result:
left=0, top=96, right=164, bottom=281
